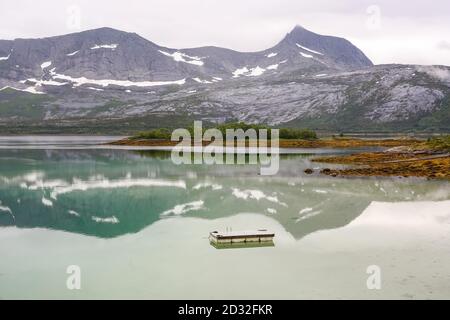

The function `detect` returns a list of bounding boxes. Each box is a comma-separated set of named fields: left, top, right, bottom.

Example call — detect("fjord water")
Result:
left=0, top=137, right=449, bottom=299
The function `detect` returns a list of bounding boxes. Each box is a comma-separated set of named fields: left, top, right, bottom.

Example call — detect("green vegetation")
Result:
left=279, top=128, right=317, bottom=140
left=87, top=99, right=125, bottom=116
left=216, top=122, right=269, bottom=135
left=426, top=135, right=450, bottom=152
left=130, top=122, right=318, bottom=141
left=217, top=123, right=318, bottom=140
left=133, top=128, right=172, bottom=140
left=0, top=88, right=51, bottom=120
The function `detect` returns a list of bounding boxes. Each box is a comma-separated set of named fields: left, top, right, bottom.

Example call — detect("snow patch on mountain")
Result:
left=248, top=66, right=266, bottom=77
left=296, top=43, right=323, bottom=55
left=233, top=66, right=267, bottom=77
left=193, top=78, right=212, bottom=84
left=266, top=52, right=278, bottom=58
left=232, top=67, right=249, bottom=78
left=300, top=52, right=313, bottom=59
left=23, top=86, right=45, bottom=94
left=87, top=87, right=104, bottom=91
left=192, top=78, right=212, bottom=84
left=0, top=86, right=45, bottom=95
left=0, top=53, right=11, bottom=61
left=41, top=61, right=52, bottom=69
left=25, top=78, right=68, bottom=87
left=53, top=73, right=186, bottom=88
left=67, top=50, right=79, bottom=56
left=159, top=50, right=204, bottom=66
left=91, top=44, right=118, bottom=50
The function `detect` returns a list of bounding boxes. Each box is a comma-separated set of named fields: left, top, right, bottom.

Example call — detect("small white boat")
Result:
left=209, top=229, right=275, bottom=244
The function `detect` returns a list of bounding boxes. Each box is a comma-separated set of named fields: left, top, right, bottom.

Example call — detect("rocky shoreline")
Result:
left=311, top=151, right=450, bottom=180
left=109, top=136, right=450, bottom=179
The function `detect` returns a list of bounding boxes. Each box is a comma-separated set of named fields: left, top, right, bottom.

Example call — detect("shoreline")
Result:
left=109, top=136, right=450, bottom=180
left=109, top=137, right=420, bottom=149
left=312, top=151, right=450, bottom=180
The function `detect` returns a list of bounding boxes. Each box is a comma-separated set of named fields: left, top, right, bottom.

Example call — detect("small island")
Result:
left=108, top=123, right=449, bottom=179
left=109, top=123, right=420, bottom=149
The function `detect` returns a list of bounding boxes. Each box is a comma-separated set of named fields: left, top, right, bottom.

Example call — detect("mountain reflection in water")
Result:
left=0, top=149, right=449, bottom=240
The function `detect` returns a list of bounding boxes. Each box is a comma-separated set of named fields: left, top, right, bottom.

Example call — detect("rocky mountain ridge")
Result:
left=0, top=26, right=449, bottom=133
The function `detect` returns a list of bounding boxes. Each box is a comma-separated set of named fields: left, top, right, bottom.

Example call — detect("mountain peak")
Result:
left=72, top=27, right=132, bottom=37
left=276, top=24, right=373, bottom=69
left=282, top=25, right=320, bottom=43
left=285, top=25, right=317, bottom=37
left=290, top=25, right=308, bottom=33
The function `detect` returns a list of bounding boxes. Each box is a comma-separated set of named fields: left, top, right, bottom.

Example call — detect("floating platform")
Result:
left=210, top=241, right=275, bottom=250
left=209, top=229, right=275, bottom=245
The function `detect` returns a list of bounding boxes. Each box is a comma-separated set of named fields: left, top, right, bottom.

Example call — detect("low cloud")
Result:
left=417, top=66, right=450, bottom=82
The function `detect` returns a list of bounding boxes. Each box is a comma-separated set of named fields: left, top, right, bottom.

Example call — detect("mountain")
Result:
left=0, top=26, right=449, bottom=133
left=0, top=26, right=372, bottom=83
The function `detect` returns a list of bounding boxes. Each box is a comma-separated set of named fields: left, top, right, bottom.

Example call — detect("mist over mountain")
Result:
left=0, top=26, right=449, bottom=133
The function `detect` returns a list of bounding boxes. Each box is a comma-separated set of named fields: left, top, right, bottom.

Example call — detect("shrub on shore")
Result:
left=279, top=128, right=317, bottom=140
left=216, top=123, right=317, bottom=140
left=131, top=123, right=317, bottom=141
left=132, top=129, right=171, bottom=140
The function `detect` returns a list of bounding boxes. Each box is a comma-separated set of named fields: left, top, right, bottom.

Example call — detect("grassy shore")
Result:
left=109, top=137, right=420, bottom=149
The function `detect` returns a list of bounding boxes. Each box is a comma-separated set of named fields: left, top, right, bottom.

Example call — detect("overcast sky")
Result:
left=1, top=0, right=449, bottom=66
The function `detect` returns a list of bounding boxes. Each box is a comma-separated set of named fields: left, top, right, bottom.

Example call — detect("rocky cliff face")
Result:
left=0, top=26, right=449, bottom=133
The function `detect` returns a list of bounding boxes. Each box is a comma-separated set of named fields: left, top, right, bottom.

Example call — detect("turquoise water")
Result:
left=0, top=137, right=449, bottom=299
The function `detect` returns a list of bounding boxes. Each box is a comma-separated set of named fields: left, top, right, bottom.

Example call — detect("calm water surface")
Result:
left=0, top=136, right=449, bottom=299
